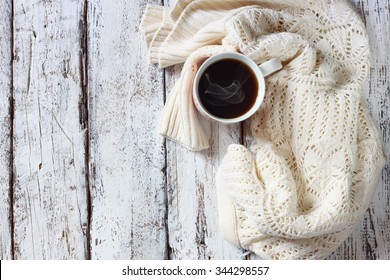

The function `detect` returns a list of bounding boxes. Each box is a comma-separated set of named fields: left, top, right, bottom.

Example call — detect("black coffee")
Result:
left=198, top=58, right=258, bottom=119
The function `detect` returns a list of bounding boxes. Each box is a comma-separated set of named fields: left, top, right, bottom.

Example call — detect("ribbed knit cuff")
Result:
left=216, top=167, right=241, bottom=248
left=149, top=25, right=173, bottom=65
left=140, top=4, right=173, bottom=65
left=140, top=5, right=166, bottom=46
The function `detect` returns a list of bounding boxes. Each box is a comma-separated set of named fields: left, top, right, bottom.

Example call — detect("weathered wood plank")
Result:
left=12, top=0, right=89, bottom=259
left=329, top=0, right=389, bottom=260
left=165, top=65, right=244, bottom=260
left=163, top=0, right=244, bottom=259
left=0, top=0, right=13, bottom=260
left=88, top=0, right=167, bottom=259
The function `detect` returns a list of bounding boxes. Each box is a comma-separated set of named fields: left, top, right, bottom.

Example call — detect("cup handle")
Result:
left=258, top=58, right=283, bottom=77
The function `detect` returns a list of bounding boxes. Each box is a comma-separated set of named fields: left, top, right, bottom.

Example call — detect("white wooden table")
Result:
left=0, top=0, right=389, bottom=260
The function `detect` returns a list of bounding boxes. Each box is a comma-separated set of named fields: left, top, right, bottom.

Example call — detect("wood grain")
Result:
left=12, top=0, right=89, bottom=259
left=0, top=0, right=12, bottom=260
left=87, top=0, right=167, bottom=259
left=329, top=0, right=390, bottom=260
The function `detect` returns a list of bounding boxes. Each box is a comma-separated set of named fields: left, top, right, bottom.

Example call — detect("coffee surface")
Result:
left=198, top=58, right=258, bottom=119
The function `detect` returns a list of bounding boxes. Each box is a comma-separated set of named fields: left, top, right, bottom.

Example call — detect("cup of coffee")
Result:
left=193, top=53, right=282, bottom=123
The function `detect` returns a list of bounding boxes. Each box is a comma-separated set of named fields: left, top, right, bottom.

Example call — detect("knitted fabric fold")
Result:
left=140, top=0, right=386, bottom=259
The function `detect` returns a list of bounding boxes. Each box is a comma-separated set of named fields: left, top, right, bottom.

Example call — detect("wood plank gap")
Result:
left=160, top=0, right=170, bottom=248
left=79, top=0, right=92, bottom=260
left=162, top=69, right=171, bottom=260
left=163, top=137, right=170, bottom=260
left=161, top=0, right=170, bottom=260
left=9, top=0, right=15, bottom=260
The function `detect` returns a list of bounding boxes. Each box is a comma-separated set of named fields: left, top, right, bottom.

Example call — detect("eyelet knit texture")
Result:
left=140, top=0, right=386, bottom=259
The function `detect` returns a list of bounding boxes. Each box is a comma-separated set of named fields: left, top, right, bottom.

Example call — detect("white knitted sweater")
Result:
left=141, top=0, right=386, bottom=259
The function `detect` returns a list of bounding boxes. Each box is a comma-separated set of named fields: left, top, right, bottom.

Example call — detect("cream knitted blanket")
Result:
left=140, top=0, right=386, bottom=259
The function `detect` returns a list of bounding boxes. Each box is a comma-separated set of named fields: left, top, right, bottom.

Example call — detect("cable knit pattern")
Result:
left=140, top=0, right=386, bottom=259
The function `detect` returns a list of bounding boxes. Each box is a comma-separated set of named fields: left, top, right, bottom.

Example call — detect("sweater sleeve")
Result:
left=141, top=1, right=268, bottom=68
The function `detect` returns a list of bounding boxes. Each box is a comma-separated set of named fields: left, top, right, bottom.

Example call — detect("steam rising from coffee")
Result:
left=198, top=58, right=258, bottom=119
left=201, top=64, right=249, bottom=106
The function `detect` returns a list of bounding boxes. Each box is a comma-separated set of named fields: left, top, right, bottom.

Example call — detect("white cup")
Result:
left=193, top=53, right=282, bottom=123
